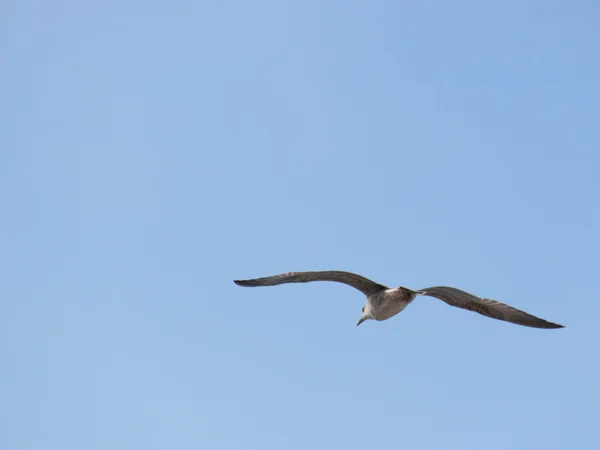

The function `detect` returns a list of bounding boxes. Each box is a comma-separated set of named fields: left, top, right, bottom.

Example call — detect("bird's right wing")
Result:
left=417, top=286, right=564, bottom=329
left=234, top=271, right=388, bottom=296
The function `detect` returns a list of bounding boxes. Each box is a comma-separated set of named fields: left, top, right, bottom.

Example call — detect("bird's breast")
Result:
left=368, top=288, right=416, bottom=321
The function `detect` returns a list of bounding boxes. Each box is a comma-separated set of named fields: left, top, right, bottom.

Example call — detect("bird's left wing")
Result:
left=417, top=286, right=564, bottom=329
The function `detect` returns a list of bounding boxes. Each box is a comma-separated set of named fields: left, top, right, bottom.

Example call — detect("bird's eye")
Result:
left=362, top=306, right=365, bottom=312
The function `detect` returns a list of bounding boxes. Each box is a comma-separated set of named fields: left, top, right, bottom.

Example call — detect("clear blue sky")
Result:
left=2, top=1, right=599, bottom=449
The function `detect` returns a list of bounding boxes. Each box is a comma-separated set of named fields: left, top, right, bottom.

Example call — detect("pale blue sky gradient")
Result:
left=2, top=1, right=599, bottom=449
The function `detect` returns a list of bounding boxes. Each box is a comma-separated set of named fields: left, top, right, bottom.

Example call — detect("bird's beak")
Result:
left=357, top=316, right=366, bottom=326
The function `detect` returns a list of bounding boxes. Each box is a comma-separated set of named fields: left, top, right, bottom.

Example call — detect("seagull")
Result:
left=234, top=270, right=564, bottom=329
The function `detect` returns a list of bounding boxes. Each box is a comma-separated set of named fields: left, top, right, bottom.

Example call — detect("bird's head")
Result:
left=357, top=304, right=374, bottom=326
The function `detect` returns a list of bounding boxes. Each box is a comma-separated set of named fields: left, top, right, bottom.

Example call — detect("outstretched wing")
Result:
left=418, top=286, right=564, bottom=329
left=234, top=271, right=388, bottom=296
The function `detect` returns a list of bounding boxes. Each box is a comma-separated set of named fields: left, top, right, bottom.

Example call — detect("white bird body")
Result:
left=365, top=287, right=419, bottom=321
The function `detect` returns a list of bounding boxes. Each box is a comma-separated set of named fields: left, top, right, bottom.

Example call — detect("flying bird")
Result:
left=234, top=270, right=564, bottom=329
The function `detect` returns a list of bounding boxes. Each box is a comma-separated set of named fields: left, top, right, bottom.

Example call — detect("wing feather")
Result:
left=234, top=271, right=388, bottom=296
left=418, top=286, right=564, bottom=329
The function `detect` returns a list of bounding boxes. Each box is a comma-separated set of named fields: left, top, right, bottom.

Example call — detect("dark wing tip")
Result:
left=521, top=318, right=565, bottom=329
left=234, top=279, right=259, bottom=287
